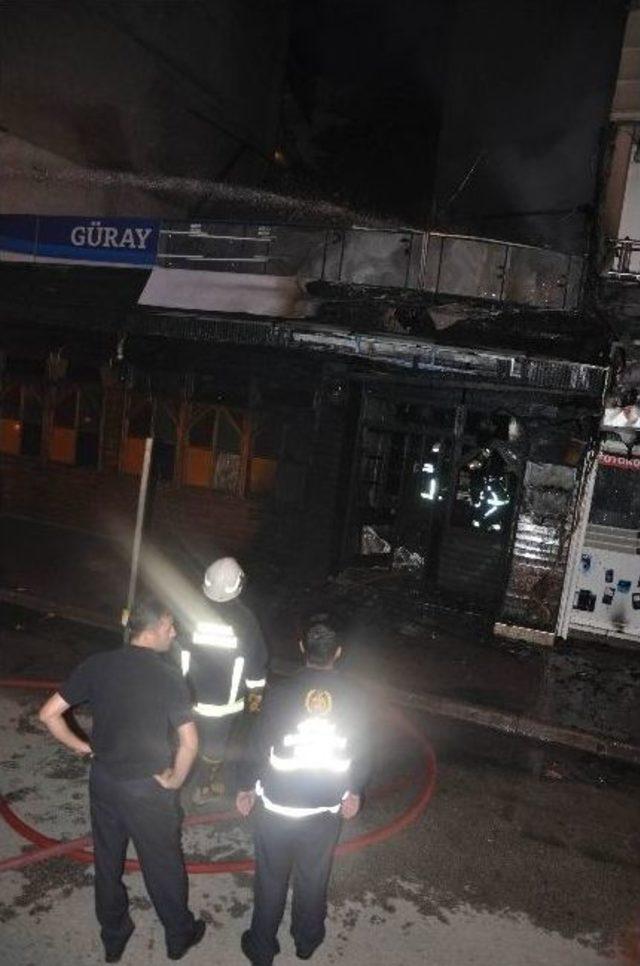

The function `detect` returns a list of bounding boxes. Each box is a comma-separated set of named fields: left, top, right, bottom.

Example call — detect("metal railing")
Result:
left=157, top=223, right=586, bottom=312
left=604, top=236, right=640, bottom=278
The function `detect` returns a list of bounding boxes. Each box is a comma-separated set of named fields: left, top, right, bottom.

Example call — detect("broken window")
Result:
left=183, top=404, right=246, bottom=495
left=590, top=465, right=640, bottom=530
left=121, top=393, right=153, bottom=476
left=0, top=382, right=44, bottom=458
left=273, top=417, right=309, bottom=506
left=49, top=385, right=102, bottom=467
left=249, top=412, right=282, bottom=497
left=214, top=408, right=243, bottom=494
left=153, top=399, right=179, bottom=483
left=121, top=393, right=177, bottom=481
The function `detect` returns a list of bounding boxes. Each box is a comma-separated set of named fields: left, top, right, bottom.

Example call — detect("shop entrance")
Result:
left=341, top=383, right=522, bottom=613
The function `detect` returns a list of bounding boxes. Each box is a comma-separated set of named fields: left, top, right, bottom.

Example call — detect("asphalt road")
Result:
left=0, top=604, right=639, bottom=965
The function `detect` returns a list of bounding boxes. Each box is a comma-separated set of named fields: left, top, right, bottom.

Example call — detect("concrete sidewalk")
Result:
left=0, top=685, right=634, bottom=966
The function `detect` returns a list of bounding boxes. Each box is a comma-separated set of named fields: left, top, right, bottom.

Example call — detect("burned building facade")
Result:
left=0, top=0, right=632, bottom=643
left=0, top=218, right=606, bottom=642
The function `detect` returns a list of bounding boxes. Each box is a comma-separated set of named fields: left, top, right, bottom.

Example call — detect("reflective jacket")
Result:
left=240, top=666, right=370, bottom=818
left=181, top=597, right=268, bottom=718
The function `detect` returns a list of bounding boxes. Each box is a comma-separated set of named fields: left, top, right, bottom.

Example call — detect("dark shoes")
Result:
left=104, top=921, right=135, bottom=963
left=167, top=919, right=207, bottom=960
left=241, top=929, right=280, bottom=965
left=241, top=930, right=258, bottom=964
left=295, top=945, right=320, bottom=961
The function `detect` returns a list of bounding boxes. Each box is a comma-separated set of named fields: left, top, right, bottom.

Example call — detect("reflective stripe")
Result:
left=268, top=717, right=351, bottom=774
left=192, top=655, right=245, bottom=719
left=228, top=655, right=245, bottom=706
left=181, top=650, right=191, bottom=675
left=255, top=781, right=340, bottom=819
left=192, top=621, right=238, bottom=648
left=194, top=697, right=244, bottom=718
left=269, top=749, right=351, bottom=773
left=245, top=677, right=266, bottom=689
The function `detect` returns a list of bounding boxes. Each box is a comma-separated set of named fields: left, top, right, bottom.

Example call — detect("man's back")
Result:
left=184, top=596, right=268, bottom=705
left=247, top=666, right=370, bottom=812
left=59, top=645, right=192, bottom=779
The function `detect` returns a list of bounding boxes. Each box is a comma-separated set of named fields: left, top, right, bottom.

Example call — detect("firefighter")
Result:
left=236, top=620, right=370, bottom=966
left=181, top=556, right=268, bottom=804
left=469, top=448, right=512, bottom=533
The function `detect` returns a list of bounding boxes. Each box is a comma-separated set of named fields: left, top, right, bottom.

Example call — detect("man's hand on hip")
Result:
left=153, top=768, right=182, bottom=790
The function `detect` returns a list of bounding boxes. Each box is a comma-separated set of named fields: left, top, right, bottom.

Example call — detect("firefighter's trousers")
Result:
left=245, top=803, right=342, bottom=965
left=191, top=711, right=239, bottom=791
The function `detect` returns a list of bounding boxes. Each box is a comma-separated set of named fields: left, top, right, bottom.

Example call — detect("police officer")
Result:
left=181, top=557, right=268, bottom=804
left=236, top=620, right=370, bottom=966
left=38, top=599, right=206, bottom=962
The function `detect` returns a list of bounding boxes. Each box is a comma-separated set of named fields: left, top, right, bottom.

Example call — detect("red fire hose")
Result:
left=0, top=678, right=436, bottom=875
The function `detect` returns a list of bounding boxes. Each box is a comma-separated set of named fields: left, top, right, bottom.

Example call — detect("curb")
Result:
left=0, top=589, right=116, bottom=633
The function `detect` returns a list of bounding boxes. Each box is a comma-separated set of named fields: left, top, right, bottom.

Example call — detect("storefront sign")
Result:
left=0, top=215, right=159, bottom=266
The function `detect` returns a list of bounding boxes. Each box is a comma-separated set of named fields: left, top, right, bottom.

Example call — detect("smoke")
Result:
left=0, top=149, right=396, bottom=229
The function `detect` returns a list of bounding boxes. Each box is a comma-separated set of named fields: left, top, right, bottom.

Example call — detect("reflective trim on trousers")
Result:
left=191, top=656, right=245, bottom=718
left=255, top=782, right=341, bottom=819
left=193, top=698, right=244, bottom=718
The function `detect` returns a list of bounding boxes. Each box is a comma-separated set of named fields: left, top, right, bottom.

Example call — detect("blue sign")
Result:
left=0, top=215, right=37, bottom=257
left=0, top=215, right=159, bottom=266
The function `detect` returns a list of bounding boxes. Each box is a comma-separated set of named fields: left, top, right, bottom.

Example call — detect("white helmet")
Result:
left=203, top=557, right=245, bottom=602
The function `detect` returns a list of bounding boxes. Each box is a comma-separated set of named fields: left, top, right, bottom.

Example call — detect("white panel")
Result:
left=138, top=267, right=313, bottom=318
left=569, top=542, right=640, bottom=642
left=619, top=154, right=640, bottom=270
left=612, top=10, right=640, bottom=120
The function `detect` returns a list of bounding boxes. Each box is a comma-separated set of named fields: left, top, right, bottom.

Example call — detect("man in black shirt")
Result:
left=236, top=620, right=370, bottom=966
left=38, top=599, right=206, bottom=963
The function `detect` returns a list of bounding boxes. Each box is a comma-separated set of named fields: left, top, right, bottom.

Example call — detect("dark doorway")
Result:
left=341, top=382, right=522, bottom=614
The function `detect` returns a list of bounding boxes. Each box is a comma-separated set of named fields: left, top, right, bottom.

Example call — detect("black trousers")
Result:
left=246, top=804, right=342, bottom=966
left=89, top=762, right=195, bottom=952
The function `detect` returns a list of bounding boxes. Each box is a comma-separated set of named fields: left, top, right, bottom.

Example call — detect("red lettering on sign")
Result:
left=598, top=453, right=640, bottom=471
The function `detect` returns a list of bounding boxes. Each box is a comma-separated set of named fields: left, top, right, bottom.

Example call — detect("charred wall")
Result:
left=500, top=463, right=583, bottom=633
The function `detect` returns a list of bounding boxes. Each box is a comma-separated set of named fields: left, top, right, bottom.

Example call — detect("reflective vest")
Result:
left=181, top=615, right=266, bottom=718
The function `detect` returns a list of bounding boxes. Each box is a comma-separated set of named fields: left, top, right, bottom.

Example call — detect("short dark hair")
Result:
left=127, top=598, right=171, bottom=640
left=303, top=621, right=340, bottom=666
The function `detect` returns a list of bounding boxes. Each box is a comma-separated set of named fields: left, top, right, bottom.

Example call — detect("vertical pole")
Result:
left=123, top=436, right=154, bottom=624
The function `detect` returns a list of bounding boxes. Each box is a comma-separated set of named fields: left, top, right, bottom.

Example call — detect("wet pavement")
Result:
left=1, top=693, right=638, bottom=965
left=2, top=511, right=640, bottom=750
left=0, top=607, right=639, bottom=965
